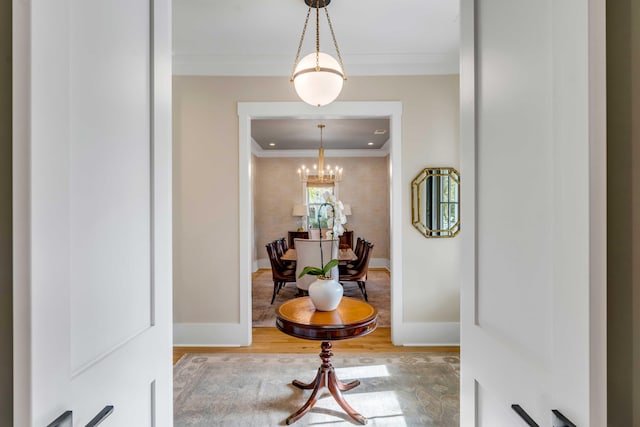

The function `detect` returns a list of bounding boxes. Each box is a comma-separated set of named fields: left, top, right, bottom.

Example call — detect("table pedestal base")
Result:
left=285, top=341, right=367, bottom=425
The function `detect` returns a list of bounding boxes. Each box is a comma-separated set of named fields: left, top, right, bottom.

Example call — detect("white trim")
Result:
left=172, top=53, right=459, bottom=77
left=459, top=1, right=477, bottom=425
left=238, top=101, right=402, bottom=348
left=253, top=148, right=390, bottom=158
left=173, top=322, right=460, bottom=347
left=392, top=322, right=460, bottom=346
left=368, top=258, right=390, bottom=270
left=173, top=323, right=248, bottom=347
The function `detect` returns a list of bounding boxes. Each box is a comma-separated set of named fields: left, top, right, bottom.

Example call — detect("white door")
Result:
left=13, top=1, right=172, bottom=426
left=459, top=0, right=606, bottom=426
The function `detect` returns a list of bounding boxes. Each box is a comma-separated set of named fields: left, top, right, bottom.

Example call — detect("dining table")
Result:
left=280, top=247, right=357, bottom=262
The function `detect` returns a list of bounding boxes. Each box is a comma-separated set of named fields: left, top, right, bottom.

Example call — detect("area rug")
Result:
left=253, top=269, right=391, bottom=328
left=174, top=352, right=459, bottom=426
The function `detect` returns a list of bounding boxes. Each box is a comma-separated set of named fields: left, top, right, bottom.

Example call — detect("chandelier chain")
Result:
left=290, top=0, right=346, bottom=106
left=324, top=6, right=346, bottom=79
left=290, top=6, right=313, bottom=81
left=314, top=1, right=322, bottom=70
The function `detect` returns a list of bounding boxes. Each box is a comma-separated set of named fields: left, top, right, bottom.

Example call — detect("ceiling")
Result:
left=251, top=118, right=390, bottom=151
left=173, top=0, right=460, bottom=152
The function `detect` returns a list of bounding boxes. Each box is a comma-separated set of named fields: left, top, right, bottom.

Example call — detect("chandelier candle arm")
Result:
left=298, top=124, right=343, bottom=184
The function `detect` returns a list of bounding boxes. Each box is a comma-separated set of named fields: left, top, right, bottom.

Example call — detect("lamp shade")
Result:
left=293, top=52, right=344, bottom=107
left=342, top=204, right=352, bottom=216
left=292, top=204, right=309, bottom=216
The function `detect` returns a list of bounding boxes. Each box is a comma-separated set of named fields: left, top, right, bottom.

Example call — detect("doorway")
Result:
left=238, top=101, right=403, bottom=344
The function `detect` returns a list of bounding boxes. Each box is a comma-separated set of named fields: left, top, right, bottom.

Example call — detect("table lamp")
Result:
left=292, top=204, right=309, bottom=231
left=342, top=204, right=352, bottom=230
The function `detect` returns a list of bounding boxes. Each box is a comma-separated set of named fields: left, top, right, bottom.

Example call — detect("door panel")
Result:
left=477, top=383, right=526, bottom=427
left=475, top=0, right=554, bottom=369
left=472, top=0, right=553, bottom=382
left=460, top=0, right=606, bottom=425
left=13, top=0, right=172, bottom=425
left=69, top=0, right=152, bottom=373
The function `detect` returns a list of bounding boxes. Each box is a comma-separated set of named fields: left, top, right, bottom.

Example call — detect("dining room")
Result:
left=250, top=119, right=391, bottom=325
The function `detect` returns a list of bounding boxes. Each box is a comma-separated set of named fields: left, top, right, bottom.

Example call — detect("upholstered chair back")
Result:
left=294, top=238, right=339, bottom=291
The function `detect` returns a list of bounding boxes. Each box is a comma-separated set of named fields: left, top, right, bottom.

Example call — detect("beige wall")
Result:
left=254, top=156, right=390, bottom=263
left=607, top=0, right=640, bottom=425
left=254, top=157, right=302, bottom=258
left=173, top=75, right=460, bottom=326
left=0, top=0, right=12, bottom=423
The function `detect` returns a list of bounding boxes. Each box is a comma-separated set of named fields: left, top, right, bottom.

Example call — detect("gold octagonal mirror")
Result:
left=411, top=167, right=460, bottom=238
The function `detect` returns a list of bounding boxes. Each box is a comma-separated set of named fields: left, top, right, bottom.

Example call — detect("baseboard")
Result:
left=173, top=323, right=250, bottom=347
left=391, top=322, right=460, bottom=346
left=175, top=321, right=458, bottom=347
left=369, top=258, right=390, bottom=269
left=255, top=257, right=390, bottom=272
left=255, top=258, right=270, bottom=271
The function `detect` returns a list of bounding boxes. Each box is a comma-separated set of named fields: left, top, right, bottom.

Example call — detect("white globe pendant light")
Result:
left=290, top=0, right=346, bottom=107
left=293, top=52, right=344, bottom=107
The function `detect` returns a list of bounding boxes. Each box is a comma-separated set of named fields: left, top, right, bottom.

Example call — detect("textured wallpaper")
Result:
left=254, top=156, right=390, bottom=261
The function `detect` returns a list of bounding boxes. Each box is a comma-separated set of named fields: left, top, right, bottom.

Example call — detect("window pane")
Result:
left=307, top=186, right=334, bottom=229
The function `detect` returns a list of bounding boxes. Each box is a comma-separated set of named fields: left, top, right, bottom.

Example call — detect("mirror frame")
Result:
left=411, top=167, right=460, bottom=238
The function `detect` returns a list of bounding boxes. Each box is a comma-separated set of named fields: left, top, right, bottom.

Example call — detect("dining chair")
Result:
left=339, top=242, right=374, bottom=301
left=265, top=242, right=296, bottom=304
left=294, top=238, right=339, bottom=294
left=343, top=237, right=366, bottom=270
left=354, top=237, right=366, bottom=259
left=274, top=238, right=295, bottom=268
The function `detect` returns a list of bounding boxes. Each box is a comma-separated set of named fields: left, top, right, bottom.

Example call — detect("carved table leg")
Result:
left=336, top=377, right=361, bottom=391
left=286, top=341, right=366, bottom=425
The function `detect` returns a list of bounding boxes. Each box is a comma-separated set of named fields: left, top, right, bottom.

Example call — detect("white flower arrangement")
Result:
left=323, top=191, right=347, bottom=239
left=298, top=192, right=348, bottom=279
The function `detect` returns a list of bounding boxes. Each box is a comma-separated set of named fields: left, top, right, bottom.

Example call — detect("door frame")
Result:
left=238, top=101, right=403, bottom=344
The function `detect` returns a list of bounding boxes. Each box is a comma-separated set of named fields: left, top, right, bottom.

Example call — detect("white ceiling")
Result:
left=173, top=0, right=460, bottom=152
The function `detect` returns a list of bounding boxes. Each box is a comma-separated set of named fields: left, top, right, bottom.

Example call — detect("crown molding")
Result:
left=251, top=137, right=389, bottom=158
left=173, top=53, right=460, bottom=76
left=252, top=147, right=390, bottom=158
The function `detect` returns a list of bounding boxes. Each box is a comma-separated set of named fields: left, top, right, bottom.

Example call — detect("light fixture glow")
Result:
left=293, top=53, right=344, bottom=106
left=290, top=0, right=346, bottom=107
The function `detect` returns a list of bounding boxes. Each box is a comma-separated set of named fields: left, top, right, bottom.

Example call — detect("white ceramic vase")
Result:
left=308, top=276, right=343, bottom=311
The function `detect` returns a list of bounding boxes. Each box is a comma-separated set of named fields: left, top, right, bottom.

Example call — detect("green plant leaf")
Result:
left=322, top=259, right=340, bottom=275
left=298, top=266, right=323, bottom=278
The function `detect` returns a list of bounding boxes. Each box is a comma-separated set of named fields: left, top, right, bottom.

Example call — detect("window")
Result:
left=307, top=185, right=334, bottom=229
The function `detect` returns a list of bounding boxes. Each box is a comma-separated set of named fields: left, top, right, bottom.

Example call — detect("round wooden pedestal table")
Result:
left=275, top=296, right=378, bottom=425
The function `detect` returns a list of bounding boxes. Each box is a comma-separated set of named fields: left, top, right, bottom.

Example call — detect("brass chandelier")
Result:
left=290, top=0, right=346, bottom=107
left=298, top=124, right=343, bottom=184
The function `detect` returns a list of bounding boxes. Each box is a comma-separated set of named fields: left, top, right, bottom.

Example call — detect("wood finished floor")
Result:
left=174, top=327, right=459, bottom=365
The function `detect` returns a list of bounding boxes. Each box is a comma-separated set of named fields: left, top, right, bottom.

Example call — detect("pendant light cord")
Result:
left=290, top=0, right=347, bottom=81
